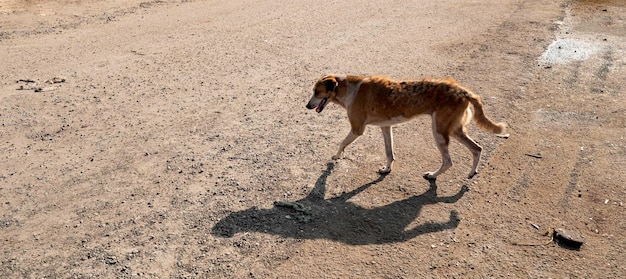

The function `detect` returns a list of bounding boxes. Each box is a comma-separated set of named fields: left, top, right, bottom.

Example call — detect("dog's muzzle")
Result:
left=306, top=98, right=328, bottom=113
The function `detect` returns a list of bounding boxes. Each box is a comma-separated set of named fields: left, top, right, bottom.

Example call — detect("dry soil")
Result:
left=1, top=0, right=625, bottom=278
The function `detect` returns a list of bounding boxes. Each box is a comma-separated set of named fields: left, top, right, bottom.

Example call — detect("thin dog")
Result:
left=306, top=75, right=509, bottom=180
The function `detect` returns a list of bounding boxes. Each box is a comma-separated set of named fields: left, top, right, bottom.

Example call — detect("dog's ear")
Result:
left=323, top=77, right=338, bottom=92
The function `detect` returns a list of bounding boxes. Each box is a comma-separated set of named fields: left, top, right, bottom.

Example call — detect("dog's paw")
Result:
left=331, top=155, right=341, bottom=160
left=423, top=172, right=436, bottom=181
left=467, top=171, right=477, bottom=179
left=378, top=166, right=392, bottom=174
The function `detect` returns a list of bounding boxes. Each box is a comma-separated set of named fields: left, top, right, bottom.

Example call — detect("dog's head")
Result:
left=306, top=75, right=339, bottom=113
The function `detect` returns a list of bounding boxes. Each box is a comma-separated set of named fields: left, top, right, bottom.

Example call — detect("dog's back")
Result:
left=358, top=77, right=473, bottom=121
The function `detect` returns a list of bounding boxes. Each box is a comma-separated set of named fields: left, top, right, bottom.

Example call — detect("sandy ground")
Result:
left=1, top=0, right=625, bottom=278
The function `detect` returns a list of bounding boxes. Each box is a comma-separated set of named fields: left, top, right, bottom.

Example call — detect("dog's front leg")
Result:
left=379, top=126, right=394, bottom=174
left=332, top=131, right=360, bottom=160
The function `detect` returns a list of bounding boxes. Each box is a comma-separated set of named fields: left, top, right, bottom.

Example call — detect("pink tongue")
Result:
left=315, top=99, right=326, bottom=113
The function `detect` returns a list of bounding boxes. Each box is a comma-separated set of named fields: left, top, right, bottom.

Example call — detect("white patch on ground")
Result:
left=538, top=5, right=615, bottom=65
left=539, top=38, right=601, bottom=64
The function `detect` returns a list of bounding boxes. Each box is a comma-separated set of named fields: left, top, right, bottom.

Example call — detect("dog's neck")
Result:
left=333, top=75, right=367, bottom=108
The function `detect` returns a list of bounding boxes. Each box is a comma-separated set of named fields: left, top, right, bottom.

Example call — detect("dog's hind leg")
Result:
left=379, top=126, right=395, bottom=174
left=424, top=132, right=452, bottom=180
left=452, top=128, right=483, bottom=179
left=424, top=113, right=452, bottom=180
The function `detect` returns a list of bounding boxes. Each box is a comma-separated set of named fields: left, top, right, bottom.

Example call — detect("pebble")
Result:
left=104, top=255, right=117, bottom=265
left=554, top=228, right=584, bottom=249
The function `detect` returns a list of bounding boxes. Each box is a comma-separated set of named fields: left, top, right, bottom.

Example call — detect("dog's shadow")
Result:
left=212, top=163, right=467, bottom=245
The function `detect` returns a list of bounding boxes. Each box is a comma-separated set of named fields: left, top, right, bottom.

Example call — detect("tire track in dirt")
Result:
left=450, top=0, right=625, bottom=277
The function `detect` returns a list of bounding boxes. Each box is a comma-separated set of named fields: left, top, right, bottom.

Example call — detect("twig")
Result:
left=511, top=229, right=554, bottom=246
left=274, top=201, right=309, bottom=213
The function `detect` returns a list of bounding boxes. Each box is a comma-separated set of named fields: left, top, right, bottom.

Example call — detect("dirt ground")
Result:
left=1, top=0, right=624, bottom=278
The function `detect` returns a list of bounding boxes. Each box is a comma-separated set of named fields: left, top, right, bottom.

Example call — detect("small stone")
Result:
left=104, top=255, right=117, bottom=265
left=554, top=228, right=584, bottom=249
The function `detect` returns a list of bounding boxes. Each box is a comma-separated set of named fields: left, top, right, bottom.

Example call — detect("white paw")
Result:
left=378, top=166, right=391, bottom=174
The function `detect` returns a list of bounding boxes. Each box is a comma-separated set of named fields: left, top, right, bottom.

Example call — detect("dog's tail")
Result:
left=467, top=92, right=509, bottom=138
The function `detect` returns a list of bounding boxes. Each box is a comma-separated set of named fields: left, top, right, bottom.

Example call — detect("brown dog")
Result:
left=306, top=75, right=509, bottom=180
